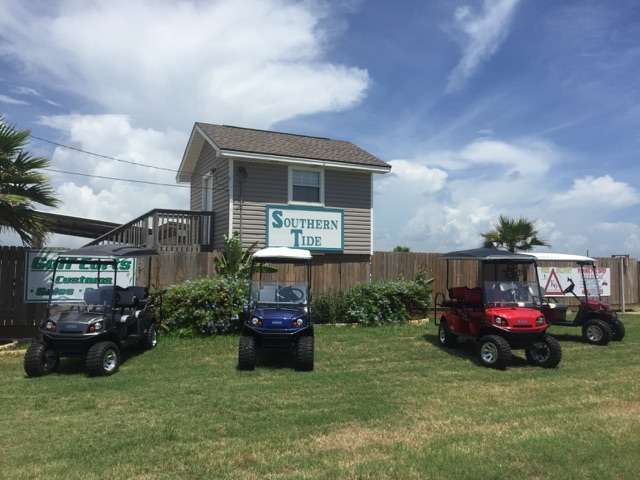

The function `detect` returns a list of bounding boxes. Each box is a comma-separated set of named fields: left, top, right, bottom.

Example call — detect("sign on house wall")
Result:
left=537, top=266, right=611, bottom=297
left=24, top=249, right=136, bottom=303
left=265, top=205, right=344, bottom=251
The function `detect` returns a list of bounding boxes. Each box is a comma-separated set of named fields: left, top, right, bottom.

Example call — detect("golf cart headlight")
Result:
left=250, top=317, right=262, bottom=327
left=494, top=316, right=507, bottom=326
left=292, top=318, right=304, bottom=328
left=45, top=320, right=57, bottom=331
left=536, top=316, right=545, bottom=326
left=88, top=321, right=103, bottom=333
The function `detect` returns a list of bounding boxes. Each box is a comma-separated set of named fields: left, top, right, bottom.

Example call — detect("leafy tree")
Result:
left=0, top=117, right=59, bottom=246
left=393, top=245, right=411, bottom=252
left=213, top=234, right=256, bottom=278
left=481, top=215, right=548, bottom=252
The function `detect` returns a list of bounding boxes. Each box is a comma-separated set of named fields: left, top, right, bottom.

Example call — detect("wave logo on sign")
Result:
left=543, top=268, right=564, bottom=296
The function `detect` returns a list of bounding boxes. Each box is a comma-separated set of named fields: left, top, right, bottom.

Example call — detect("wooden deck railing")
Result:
left=86, top=209, right=214, bottom=252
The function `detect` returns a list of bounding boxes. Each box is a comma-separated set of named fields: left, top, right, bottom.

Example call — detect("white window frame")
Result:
left=201, top=172, right=214, bottom=211
left=288, top=165, right=324, bottom=206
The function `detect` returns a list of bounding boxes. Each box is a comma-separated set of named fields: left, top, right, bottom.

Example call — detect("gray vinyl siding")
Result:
left=189, top=142, right=229, bottom=249
left=325, top=169, right=371, bottom=255
left=232, top=161, right=288, bottom=248
left=231, top=160, right=372, bottom=255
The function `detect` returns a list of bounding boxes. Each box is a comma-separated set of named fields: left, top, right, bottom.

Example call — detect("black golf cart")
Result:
left=531, top=252, right=625, bottom=345
left=434, top=248, right=562, bottom=369
left=238, top=247, right=314, bottom=371
left=24, top=245, right=160, bottom=377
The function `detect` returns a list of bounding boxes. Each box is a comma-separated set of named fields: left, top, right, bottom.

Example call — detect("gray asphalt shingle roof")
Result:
left=196, top=123, right=390, bottom=169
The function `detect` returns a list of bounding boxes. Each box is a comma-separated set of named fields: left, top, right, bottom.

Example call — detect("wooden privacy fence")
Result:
left=0, top=247, right=46, bottom=337
left=2, top=246, right=639, bottom=337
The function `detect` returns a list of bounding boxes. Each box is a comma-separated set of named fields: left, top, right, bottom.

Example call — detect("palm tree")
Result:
left=0, top=117, right=59, bottom=246
left=481, top=215, right=548, bottom=252
left=213, top=234, right=258, bottom=278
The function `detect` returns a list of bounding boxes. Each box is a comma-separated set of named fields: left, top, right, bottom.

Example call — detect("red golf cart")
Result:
left=434, top=248, right=561, bottom=369
left=530, top=252, right=625, bottom=345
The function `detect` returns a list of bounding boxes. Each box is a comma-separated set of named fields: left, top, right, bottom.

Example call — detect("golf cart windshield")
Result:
left=582, top=264, right=602, bottom=301
left=47, top=257, right=118, bottom=315
left=483, top=281, right=542, bottom=307
left=482, top=262, right=542, bottom=308
left=250, top=260, right=309, bottom=306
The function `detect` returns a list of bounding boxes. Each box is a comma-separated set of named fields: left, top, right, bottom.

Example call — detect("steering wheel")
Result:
left=277, top=286, right=305, bottom=302
left=563, top=278, right=575, bottom=294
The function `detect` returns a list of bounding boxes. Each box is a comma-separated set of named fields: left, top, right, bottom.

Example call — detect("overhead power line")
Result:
left=43, top=168, right=190, bottom=189
left=30, top=134, right=179, bottom=173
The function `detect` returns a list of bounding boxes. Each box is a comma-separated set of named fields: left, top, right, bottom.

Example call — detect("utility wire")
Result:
left=43, top=168, right=190, bottom=189
left=30, top=134, right=179, bottom=173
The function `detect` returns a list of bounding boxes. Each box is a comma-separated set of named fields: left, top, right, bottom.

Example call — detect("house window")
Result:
left=290, top=168, right=323, bottom=204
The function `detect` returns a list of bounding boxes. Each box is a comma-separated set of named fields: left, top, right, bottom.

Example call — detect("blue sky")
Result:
left=1, top=0, right=640, bottom=255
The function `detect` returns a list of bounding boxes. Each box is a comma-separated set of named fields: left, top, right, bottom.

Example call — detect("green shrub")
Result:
left=155, top=276, right=247, bottom=336
left=312, top=274, right=432, bottom=325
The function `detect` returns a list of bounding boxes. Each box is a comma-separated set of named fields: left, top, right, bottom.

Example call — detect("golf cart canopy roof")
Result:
left=441, top=247, right=537, bottom=262
left=63, top=244, right=158, bottom=258
left=252, top=247, right=312, bottom=261
left=527, top=252, right=595, bottom=264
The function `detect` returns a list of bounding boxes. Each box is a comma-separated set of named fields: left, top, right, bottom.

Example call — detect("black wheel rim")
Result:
left=530, top=342, right=551, bottom=363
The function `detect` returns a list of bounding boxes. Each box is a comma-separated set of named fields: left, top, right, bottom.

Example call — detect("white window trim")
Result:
left=201, top=172, right=214, bottom=211
left=288, top=165, right=325, bottom=206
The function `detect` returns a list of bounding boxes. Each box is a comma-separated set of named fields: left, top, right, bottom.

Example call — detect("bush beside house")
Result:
left=312, top=274, right=432, bottom=325
left=157, top=276, right=247, bottom=336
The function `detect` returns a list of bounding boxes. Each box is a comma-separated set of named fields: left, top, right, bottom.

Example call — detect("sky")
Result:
left=1, top=0, right=640, bottom=255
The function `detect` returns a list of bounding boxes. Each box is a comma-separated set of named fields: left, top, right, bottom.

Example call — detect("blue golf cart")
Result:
left=238, top=247, right=314, bottom=371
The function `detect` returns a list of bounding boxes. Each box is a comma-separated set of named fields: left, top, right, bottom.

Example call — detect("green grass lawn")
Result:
left=1, top=317, right=639, bottom=479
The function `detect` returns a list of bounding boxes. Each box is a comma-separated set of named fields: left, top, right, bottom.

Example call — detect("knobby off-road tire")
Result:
left=611, top=318, right=626, bottom=341
left=295, top=336, right=314, bottom=372
left=142, top=324, right=158, bottom=350
left=438, top=319, right=457, bottom=347
left=238, top=335, right=256, bottom=370
left=478, top=335, right=512, bottom=370
left=24, top=342, right=59, bottom=377
left=582, top=319, right=612, bottom=345
left=86, top=341, right=120, bottom=376
left=525, top=335, right=562, bottom=368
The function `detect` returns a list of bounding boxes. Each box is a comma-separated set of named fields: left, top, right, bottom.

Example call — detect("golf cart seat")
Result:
left=84, top=286, right=115, bottom=306
left=542, top=301, right=568, bottom=322
left=116, top=286, right=148, bottom=308
left=448, top=287, right=483, bottom=306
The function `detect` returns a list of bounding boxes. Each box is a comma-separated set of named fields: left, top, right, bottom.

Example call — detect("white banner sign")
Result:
left=24, top=249, right=136, bottom=303
left=537, top=266, right=611, bottom=297
left=265, top=205, right=344, bottom=252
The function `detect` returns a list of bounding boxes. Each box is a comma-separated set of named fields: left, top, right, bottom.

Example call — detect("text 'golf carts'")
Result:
left=530, top=252, right=625, bottom=345
left=434, top=248, right=562, bottom=369
left=238, top=247, right=314, bottom=371
left=24, top=245, right=160, bottom=377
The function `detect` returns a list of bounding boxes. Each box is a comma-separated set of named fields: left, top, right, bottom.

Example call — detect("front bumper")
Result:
left=41, top=330, right=106, bottom=355
left=243, top=324, right=312, bottom=337
left=484, top=326, right=548, bottom=348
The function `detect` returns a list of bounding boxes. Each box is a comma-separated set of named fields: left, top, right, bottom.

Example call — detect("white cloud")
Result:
left=373, top=138, right=640, bottom=256
left=421, top=138, right=558, bottom=176
left=384, top=160, right=448, bottom=193
left=37, top=114, right=188, bottom=225
left=447, top=0, right=521, bottom=92
left=0, top=93, right=28, bottom=105
left=0, top=0, right=369, bottom=131
left=552, top=175, right=640, bottom=209
left=11, top=85, right=62, bottom=107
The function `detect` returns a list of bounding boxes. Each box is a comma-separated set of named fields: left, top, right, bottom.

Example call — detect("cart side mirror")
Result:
left=563, top=278, right=575, bottom=294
